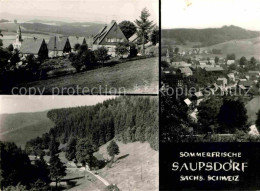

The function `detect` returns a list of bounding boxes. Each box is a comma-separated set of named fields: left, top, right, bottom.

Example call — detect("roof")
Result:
left=179, top=67, right=192, bottom=74
left=129, top=33, right=138, bottom=42
left=217, top=77, right=227, bottom=81
left=204, top=67, right=224, bottom=72
left=48, top=36, right=70, bottom=51
left=20, top=38, right=45, bottom=55
left=93, top=21, right=126, bottom=45
left=227, top=60, right=235, bottom=64
left=194, top=91, right=203, bottom=98
left=248, top=71, right=260, bottom=74
left=68, top=36, right=86, bottom=48
left=184, top=98, right=192, bottom=106
left=239, top=80, right=254, bottom=87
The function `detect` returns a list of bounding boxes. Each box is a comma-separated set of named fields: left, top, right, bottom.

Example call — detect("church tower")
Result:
left=13, top=25, right=22, bottom=50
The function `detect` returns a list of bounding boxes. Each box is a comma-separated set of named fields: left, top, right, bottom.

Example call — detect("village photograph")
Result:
left=160, top=0, right=260, bottom=142
left=0, top=95, right=158, bottom=190
left=0, top=0, right=159, bottom=95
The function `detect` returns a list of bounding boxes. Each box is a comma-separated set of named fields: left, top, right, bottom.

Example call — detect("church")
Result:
left=13, top=25, right=23, bottom=50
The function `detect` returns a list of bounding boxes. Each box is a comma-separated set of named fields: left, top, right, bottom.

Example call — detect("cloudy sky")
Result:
left=162, top=0, right=260, bottom=30
left=0, top=0, right=158, bottom=24
left=0, top=95, right=116, bottom=114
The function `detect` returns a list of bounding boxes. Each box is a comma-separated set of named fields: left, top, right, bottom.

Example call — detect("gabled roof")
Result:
left=179, top=67, right=192, bottom=74
left=68, top=36, right=86, bottom=48
left=129, top=33, right=138, bottom=42
left=184, top=98, right=192, bottom=106
left=248, top=70, right=260, bottom=74
left=93, top=21, right=125, bottom=45
left=204, top=67, right=224, bottom=72
left=194, top=91, right=203, bottom=98
left=48, top=36, right=70, bottom=51
left=20, top=38, right=45, bottom=55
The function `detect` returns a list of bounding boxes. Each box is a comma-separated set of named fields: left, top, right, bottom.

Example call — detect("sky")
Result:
left=0, top=95, right=116, bottom=114
left=162, top=0, right=260, bottom=30
left=0, top=0, right=158, bottom=24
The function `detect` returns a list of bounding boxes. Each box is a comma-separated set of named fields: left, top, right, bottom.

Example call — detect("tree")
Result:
left=107, top=140, right=120, bottom=162
left=10, top=49, right=20, bottom=67
left=115, top=42, right=129, bottom=58
left=48, top=138, right=59, bottom=156
left=197, top=97, right=223, bottom=133
left=227, top=53, right=236, bottom=60
left=48, top=154, right=66, bottom=189
left=248, top=57, right=257, bottom=70
left=118, top=20, right=137, bottom=39
left=65, top=137, right=77, bottom=162
left=174, top=47, right=179, bottom=54
left=255, top=110, right=260, bottom=133
left=135, top=8, right=155, bottom=54
left=76, top=138, right=97, bottom=175
left=105, top=184, right=120, bottom=191
left=7, top=44, right=14, bottom=52
left=214, top=56, right=219, bottom=64
left=34, top=158, right=51, bottom=185
left=150, top=26, right=159, bottom=45
left=73, top=43, right=81, bottom=51
left=94, top=47, right=110, bottom=66
left=69, top=52, right=83, bottom=72
left=218, top=99, right=248, bottom=133
left=239, top=56, right=247, bottom=68
left=0, top=30, right=3, bottom=47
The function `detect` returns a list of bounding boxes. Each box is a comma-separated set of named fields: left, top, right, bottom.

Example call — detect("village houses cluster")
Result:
left=12, top=20, right=140, bottom=62
left=161, top=47, right=260, bottom=122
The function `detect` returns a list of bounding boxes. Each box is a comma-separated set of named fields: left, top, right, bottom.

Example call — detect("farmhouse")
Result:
left=69, top=36, right=86, bottom=52
left=92, top=20, right=128, bottom=57
left=48, top=36, right=71, bottom=58
left=204, top=67, right=224, bottom=73
left=227, top=60, right=235, bottom=65
left=19, top=38, right=48, bottom=58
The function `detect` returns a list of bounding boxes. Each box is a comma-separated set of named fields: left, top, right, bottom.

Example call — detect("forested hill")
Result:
left=46, top=96, right=158, bottom=150
left=162, top=25, right=260, bottom=47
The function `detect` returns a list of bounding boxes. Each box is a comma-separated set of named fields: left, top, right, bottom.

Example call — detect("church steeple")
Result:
left=16, top=25, right=22, bottom=42
left=13, top=25, right=22, bottom=50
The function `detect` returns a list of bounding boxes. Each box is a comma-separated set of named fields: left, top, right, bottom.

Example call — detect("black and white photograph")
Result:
left=0, top=0, right=159, bottom=95
left=0, top=95, right=158, bottom=190
left=161, top=0, right=260, bottom=143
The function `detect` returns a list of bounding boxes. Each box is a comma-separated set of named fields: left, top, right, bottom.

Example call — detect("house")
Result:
left=92, top=20, right=128, bottom=57
left=69, top=36, right=86, bottom=51
left=248, top=71, right=260, bottom=80
left=171, top=61, right=191, bottom=68
left=217, top=77, right=228, bottom=86
left=227, top=60, right=235, bottom=65
left=227, top=73, right=235, bottom=82
left=48, top=36, right=71, bottom=57
left=204, top=67, right=224, bottom=72
left=178, top=67, right=193, bottom=76
left=237, top=80, right=254, bottom=92
left=19, top=38, right=48, bottom=58
left=184, top=98, right=192, bottom=107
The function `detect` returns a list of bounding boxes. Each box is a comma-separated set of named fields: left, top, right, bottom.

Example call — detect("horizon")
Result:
left=162, top=25, right=260, bottom=32
left=162, top=0, right=260, bottom=31
left=0, top=95, right=117, bottom=114
left=0, top=0, right=158, bottom=24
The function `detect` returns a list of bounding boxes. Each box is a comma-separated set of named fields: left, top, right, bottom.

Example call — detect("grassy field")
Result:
left=0, top=111, right=54, bottom=148
left=17, top=57, right=159, bottom=94
left=94, top=141, right=158, bottom=191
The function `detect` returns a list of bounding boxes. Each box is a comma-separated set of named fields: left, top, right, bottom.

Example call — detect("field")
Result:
left=0, top=111, right=54, bottom=148
left=67, top=141, right=158, bottom=191
left=16, top=57, right=159, bottom=94
left=162, top=37, right=260, bottom=60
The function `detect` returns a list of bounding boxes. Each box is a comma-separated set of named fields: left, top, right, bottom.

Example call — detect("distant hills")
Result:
left=162, top=25, right=260, bottom=47
left=0, top=111, right=54, bottom=148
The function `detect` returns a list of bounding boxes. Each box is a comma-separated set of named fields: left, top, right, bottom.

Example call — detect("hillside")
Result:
left=15, top=57, right=159, bottom=94
left=162, top=25, right=260, bottom=47
left=95, top=141, right=158, bottom=191
left=68, top=141, right=158, bottom=191
left=0, top=111, right=54, bottom=148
